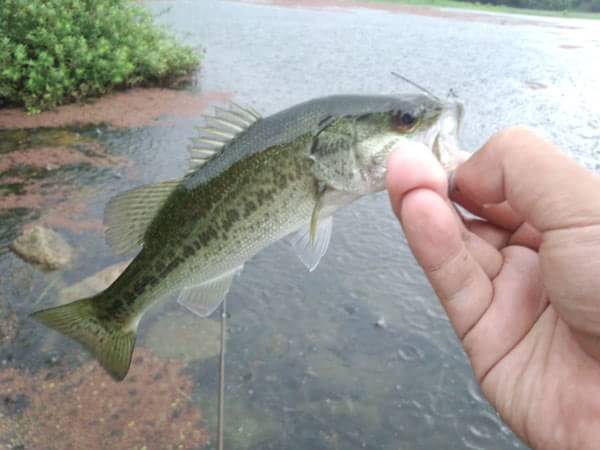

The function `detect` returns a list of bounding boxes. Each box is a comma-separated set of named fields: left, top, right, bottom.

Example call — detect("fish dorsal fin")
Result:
left=187, top=103, right=261, bottom=174
left=104, top=180, right=180, bottom=255
left=177, top=266, right=243, bottom=317
left=287, top=216, right=333, bottom=272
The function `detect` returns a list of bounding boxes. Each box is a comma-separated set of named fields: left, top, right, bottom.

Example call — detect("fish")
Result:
left=30, top=93, right=465, bottom=381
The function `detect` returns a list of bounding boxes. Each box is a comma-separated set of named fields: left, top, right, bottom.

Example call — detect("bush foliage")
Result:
left=461, top=0, right=600, bottom=10
left=0, top=0, right=200, bottom=112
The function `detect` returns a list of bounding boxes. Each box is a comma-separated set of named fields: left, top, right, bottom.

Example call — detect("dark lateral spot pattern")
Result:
left=159, top=257, right=184, bottom=279
left=277, top=174, right=288, bottom=189
left=197, top=230, right=212, bottom=247
left=221, top=209, right=241, bottom=233
left=153, top=260, right=165, bottom=273
left=133, top=274, right=158, bottom=296
left=254, top=187, right=277, bottom=207
left=102, top=298, right=129, bottom=319
left=243, top=200, right=257, bottom=218
left=104, top=138, right=314, bottom=317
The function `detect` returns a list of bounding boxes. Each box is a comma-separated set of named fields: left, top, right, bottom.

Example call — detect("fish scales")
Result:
left=103, top=134, right=317, bottom=322
left=30, top=93, right=465, bottom=380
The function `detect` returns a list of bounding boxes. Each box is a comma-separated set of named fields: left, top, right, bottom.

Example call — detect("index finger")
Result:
left=454, top=126, right=600, bottom=233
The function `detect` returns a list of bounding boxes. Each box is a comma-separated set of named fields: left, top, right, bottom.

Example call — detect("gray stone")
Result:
left=11, top=226, right=73, bottom=270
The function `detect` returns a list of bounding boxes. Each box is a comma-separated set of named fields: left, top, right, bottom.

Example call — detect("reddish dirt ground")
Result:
left=0, top=139, right=129, bottom=234
left=0, top=348, right=209, bottom=450
left=0, top=88, right=232, bottom=129
left=1, top=179, right=104, bottom=234
left=0, top=145, right=122, bottom=173
left=0, top=87, right=229, bottom=237
left=235, top=0, right=581, bottom=29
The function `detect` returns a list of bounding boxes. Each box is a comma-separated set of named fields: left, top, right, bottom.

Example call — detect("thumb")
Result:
left=386, top=140, right=448, bottom=214
left=386, top=142, right=493, bottom=339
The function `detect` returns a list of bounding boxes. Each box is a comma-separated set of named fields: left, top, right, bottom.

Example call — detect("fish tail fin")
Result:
left=30, top=295, right=137, bottom=381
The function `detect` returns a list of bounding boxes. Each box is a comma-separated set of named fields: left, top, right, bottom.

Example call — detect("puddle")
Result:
left=0, top=89, right=231, bottom=129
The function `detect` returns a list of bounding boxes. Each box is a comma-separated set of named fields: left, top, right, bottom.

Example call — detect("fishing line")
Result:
left=33, top=272, right=62, bottom=305
left=390, top=72, right=439, bottom=99
left=217, top=298, right=227, bottom=450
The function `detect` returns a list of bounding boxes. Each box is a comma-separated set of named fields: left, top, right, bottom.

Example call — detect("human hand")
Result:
left=386, top=127, right=600, bottom=450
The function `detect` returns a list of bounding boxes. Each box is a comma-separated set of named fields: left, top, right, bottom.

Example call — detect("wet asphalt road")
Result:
left=3, top=1, right=599, bottom=449
left=146, top=1, right=600, bottom=449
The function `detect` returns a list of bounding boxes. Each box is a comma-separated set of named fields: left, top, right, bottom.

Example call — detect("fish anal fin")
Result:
left=104, top=180, right=180, bottom=255
left=177, top=266, right=243, bottom=317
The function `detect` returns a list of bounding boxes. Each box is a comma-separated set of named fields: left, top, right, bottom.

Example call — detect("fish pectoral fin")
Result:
left=104, top=179, right=181, bottom=255
left=177, top=266, right=243, bottom=318
left=286, top=216, right=332, bottom=272
left=309, top=184, right=326, bottom=244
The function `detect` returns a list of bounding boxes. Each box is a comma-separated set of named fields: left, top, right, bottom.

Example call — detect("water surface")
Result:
left=1, top=1, right=599, bottom=448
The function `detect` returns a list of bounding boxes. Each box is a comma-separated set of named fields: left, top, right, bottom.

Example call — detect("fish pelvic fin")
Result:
left=30, top=296, right=137, bottom=381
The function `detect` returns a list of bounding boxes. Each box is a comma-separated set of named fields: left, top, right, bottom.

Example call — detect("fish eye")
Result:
left=393, top=111, right=418, bottom=131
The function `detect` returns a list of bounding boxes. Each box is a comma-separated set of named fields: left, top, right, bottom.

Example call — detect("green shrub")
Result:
left=579, top=0, right=600, bottom=10
left=0, top=0, right=200, bottom=112
left=518, top=0, right=572, bottom=9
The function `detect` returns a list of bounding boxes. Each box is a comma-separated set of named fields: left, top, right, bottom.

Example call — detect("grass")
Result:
left=370, top=0, right=600, bottom=19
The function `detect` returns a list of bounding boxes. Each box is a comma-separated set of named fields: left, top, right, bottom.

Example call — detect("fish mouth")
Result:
left=431, top=100, right=468, bottom=172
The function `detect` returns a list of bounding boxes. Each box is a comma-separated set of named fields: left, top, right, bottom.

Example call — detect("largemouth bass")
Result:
left=31, top=94, right=464, bottom=380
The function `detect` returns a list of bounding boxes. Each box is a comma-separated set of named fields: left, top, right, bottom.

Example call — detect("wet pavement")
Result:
left=1, top=0, right=600, bottom=449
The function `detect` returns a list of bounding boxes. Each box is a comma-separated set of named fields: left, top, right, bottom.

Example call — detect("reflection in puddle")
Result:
left=0, top=128, right=128, bottom=241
